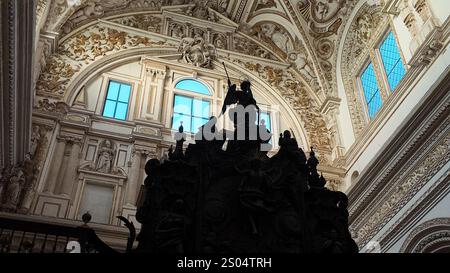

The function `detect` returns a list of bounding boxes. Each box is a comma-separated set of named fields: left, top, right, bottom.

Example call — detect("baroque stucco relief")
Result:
left=36, top=24, right=178, bottom=98
left=341, top=2, right=387, bottom=136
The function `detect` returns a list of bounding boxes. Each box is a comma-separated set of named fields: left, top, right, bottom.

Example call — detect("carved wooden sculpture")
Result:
left=136, top=79, right=358, bottom=253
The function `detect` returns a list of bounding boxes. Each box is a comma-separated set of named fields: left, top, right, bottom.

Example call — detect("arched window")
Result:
left=379, top=31, right=406, bottom=91
left=361, top=63, right=383, bottom=119
left=175, top=79, right=211, bottom=95
left=172, top=79, right=211, bottom=133
left=357, top=30, right=406, bottom=120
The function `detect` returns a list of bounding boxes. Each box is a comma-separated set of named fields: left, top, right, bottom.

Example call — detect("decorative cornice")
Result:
left=320, top=97, right=342, bottom=115
left=380, top=176, right=450, bottom=251
left=400, top=218, right=450, bottom=252
left=348, top=72, right=450, bottom=248
left=342, top=47, right=450, bottom=175
left=382, top=0, right=402, bottom=16
left=1, top=0, right=36, bottom=168
left=408, top=20, right=448, bottom=67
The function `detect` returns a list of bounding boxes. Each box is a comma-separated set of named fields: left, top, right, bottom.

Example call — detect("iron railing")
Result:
left=0, top=214, right=122, bottom=253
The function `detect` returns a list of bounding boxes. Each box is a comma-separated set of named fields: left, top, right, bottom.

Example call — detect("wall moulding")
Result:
left=379, top=170, right=450, bottom=251
left=340, top=26, right=449, bottom=182
left=348, top=71, right=450, bottom=248
left=408, top=17, right=450, bottom=67
left=400, top=218, right=450, bottom=253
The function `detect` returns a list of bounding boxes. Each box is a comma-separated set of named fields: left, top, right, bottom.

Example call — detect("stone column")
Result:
left=125, top=148, right=143, bottom=206
left=44, top=137, right=66, bottom=193
left=54, top=138, right=73, bottom=195
left=0, top=0, right=36, bottom=170
left=58, top=138, right=82, bottom=196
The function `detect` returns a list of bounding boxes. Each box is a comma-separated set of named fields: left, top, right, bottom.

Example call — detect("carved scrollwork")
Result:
left=177, top=36, right=217, bottom=69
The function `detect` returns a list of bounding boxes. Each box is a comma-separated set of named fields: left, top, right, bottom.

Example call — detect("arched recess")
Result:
left=400, top=218, right=450, bottom=253
left=36, top=16, right=335, bottom=163
left=62, top=46, right=310, bottom=149
left=338, top=1, right=389, bottom=137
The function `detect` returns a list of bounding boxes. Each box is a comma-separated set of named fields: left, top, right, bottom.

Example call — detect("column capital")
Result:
left=57, top=134, right=83, bottom=145
left=320, top=97, right=341, bottom=115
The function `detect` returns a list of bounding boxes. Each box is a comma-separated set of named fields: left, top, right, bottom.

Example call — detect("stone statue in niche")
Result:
left=3, top=167, right=25, bottom=211
left=315, top=1, right=329, bottom=20
left=30, top=126, right=41, bottom=157
left=19, top=154, right=39, bottom=213
left=218, top=0, right=229, bottom=15
left=96, top=140, right=115, bottom=173
left=192, top=28, right=206, bottom=40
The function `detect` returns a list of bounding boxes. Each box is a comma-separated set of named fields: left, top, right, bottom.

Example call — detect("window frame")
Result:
left=102, top=79, right=133, bottom=121
left=172, top=94, right=211, bottom=133
left=375, top=30, right=407, bottom=93
left=171, top=78, right=213, bottom=134
left=357, top=59, right=383, bottom=121
left=355, top=27, right=407, bottom=122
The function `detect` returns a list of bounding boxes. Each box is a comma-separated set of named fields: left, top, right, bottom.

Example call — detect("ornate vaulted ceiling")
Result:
left=35, top=0, right=367, bottom=172
left=37, top=0, right=361, bottom=101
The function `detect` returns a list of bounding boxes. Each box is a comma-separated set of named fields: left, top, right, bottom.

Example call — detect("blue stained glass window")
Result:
left=257, top=112, right=272, bottom=132
left=257, top=111, right=272, bottom=144
left=103, top=81, right=132, bottom=120
left=172, top=94, right=210, bottom=133
left=379, top=31, right=406, bottom=91
left=175, top=79, right=211, bottom=95
left=361, top=63, right=383, bottom=119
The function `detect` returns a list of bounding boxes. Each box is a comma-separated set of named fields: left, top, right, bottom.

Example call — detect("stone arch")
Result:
left=61, top=45, right=311, bottom=150
left=338, top=1, right=389, bottom=137
left=401, top=218, right=450, bottom=253
left=35, top=15, right=336, bottom=163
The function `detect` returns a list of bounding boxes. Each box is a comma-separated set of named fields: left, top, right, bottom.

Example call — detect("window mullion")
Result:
left=370, top=49, right=390, bottom=102
left=191, top=98, right=194, bottom=133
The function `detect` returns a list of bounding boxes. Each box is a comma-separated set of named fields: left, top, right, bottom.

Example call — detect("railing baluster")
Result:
left=18, top=231, right=26, bottom=253
left=0, top=228, right=4, bottom=253
left=40, top=234, right=48, bottom=253
left=30, top=233, right=37, bottom=253
left=6, top=230, right=15, bottom=253
left=64, top=236, right=70, bottom=253
left=53, top=235, right=59, bottom=253
left=0, top=216, right=119, bottom=253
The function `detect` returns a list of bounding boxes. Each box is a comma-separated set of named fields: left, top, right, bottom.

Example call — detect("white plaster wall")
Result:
left=345, top=43, right=450, bottom=190
left=85, top=77, right=103, bottom=111
left=387, top=190, right=450, bottom=252
left=428, top=0, right=450, bottom=25
left=111, top=62, right=142, bottom=78
left=392, top=13, right=414, bottom=62
left=335, top=0, right=367, bottom=150
left=357, top=159, right=450, bottom=252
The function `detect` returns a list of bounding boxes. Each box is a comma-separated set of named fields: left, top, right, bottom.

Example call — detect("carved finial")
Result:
left=179, top=122, right=184, bottom=133
left=82, top=211, right=92, bottom=225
